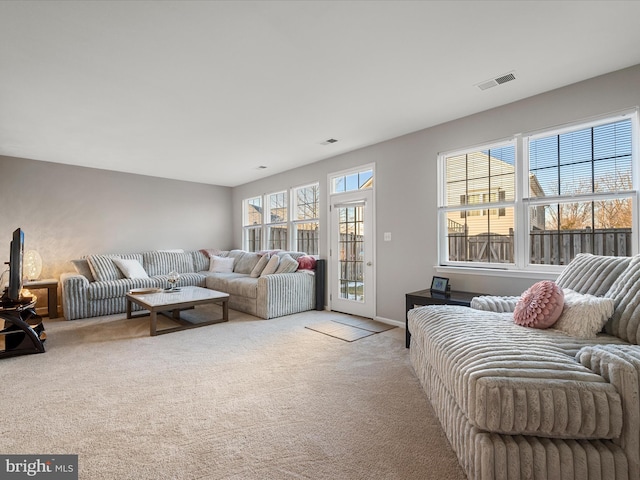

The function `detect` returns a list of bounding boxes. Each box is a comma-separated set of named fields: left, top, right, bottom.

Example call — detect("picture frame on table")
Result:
left=430, top=276, right=450, bottom=295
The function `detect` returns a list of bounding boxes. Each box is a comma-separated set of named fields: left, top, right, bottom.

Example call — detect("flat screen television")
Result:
left=6, top=228, right=24, bottom=302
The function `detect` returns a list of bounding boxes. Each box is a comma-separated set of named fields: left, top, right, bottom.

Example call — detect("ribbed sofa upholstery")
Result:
left=61, top=249, right=318, bottom=321
left=408, top=253, right=640, bottom=480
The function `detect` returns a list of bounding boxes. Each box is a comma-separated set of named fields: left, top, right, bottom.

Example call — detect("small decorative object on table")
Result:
left=430, top=276, right=450, bottom=295
left=166, top=271, right=181, bottom=292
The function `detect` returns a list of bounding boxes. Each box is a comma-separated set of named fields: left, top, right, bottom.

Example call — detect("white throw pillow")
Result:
left=209, top=256, right=234, bottom=273
left=552, top=289, right=614, bottom=338
left=112, top=258, right=149, bottom=279
left=260, top=255, right=280, bottom=276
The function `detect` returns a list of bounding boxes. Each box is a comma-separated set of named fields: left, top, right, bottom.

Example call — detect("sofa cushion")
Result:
left=142, top=251, right=195, bottom=276
left=408, top=305, right=626, bottom=439
left=205, top=272, right=248, bottom=293
left=154, top=272, right=206, bottom=289
left=88, top=277, right=160, bottom=300
left=234, top=251, right=261, bottom=274
left=86, top=253, right=144, bottom=282
left=223, top=276, right=258, bottom=299
left=556, top=253, right=631, bottom=296
left=605, top=254, right=640, bottom=344
left=201, top=248, right=229, bottom=258
left=71, top=258, right=95, bottom=282
left=227, top=250, right=247, bottom=270
left=191, top=250, right=210, bottom=272
left=277, top=251, right=306, bottom=261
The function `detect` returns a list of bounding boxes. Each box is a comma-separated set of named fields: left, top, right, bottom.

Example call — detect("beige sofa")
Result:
left=61, top=249, right=322, bottom=320
left=408, top=253, right=640, bottom=480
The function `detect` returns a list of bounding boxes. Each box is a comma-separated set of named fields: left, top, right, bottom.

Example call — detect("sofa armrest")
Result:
left=470, top=295, right=520, bottom=313
left=256, top=272, right=315, bottom=319
left=60, top=272, right=90, bottom=320
left=577, top=345, right=640, bottom=480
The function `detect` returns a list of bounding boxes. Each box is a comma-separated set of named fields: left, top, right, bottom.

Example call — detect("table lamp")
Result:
left=24, top=250, right=43, bottom=280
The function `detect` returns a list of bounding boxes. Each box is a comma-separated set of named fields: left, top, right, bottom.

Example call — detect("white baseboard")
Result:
left=374, top=315, right=405, bottom=329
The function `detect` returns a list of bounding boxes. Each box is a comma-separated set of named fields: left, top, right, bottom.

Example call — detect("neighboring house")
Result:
left=446, top=153, right=545, bottom=237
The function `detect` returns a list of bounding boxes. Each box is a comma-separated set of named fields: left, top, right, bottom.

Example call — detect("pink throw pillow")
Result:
left=297, top=255, right=317, bottom=270
left=513, top=280, right=564, bottom=329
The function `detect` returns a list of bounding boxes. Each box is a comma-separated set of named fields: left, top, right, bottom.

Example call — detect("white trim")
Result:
left=435, top=265, right=560, bottom=281
left=374, top=315, right=404, bottom=328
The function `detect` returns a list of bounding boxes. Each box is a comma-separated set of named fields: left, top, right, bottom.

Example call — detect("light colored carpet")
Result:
left=0, top=307, right=466, bottom=480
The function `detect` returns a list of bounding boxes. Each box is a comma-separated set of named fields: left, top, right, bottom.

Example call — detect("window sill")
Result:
left=434, top=265, right=560, bottom=281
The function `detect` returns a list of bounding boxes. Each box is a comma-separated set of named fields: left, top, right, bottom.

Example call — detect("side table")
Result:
left=23, top=279, right=59, bottom=318
left=405, top=289, right=483, bottom=348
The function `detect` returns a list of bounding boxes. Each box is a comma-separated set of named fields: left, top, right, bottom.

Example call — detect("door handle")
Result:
left=367, top=262, right=372, bottom=266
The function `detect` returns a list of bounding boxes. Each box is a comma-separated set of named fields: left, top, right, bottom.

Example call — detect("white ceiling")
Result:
left=2, top=1, right=640, bottom=187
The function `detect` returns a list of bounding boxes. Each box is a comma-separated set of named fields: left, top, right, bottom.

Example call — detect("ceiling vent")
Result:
left=476, top=71, right=516, bottom=91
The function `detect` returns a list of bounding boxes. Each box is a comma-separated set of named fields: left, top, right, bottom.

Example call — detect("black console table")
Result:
left=405, top=289, right=483, bottom=348
left=0, top=299, right=46, bottom=359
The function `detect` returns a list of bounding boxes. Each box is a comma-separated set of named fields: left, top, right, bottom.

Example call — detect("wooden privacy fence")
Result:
left=247, top=227, right=319, bottom=255
left=449, top=228, right=632, bottom=265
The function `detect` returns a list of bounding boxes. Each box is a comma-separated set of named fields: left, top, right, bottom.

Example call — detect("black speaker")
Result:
left=315, top=259, right=326, bottom=311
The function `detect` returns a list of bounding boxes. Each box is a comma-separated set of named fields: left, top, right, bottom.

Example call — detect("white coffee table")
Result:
left=125, top=286, right=229, bottom=336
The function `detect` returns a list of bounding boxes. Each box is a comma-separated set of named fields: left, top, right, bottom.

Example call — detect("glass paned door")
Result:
left=330, top=191, right=374, bottom=318
left=338, top=204, right=364, bottom=302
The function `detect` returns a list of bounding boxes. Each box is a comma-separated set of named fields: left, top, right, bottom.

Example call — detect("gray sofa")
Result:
left=408, top=253, right=640, bottom=480
left=61, top=249, right=322, bottom=321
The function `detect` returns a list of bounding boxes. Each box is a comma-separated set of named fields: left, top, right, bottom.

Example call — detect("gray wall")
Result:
left=2, top=64, right=638, bottom=323
left=233, top=64, right=640, bottom=323
left=0, top=156, right=233, bottom=288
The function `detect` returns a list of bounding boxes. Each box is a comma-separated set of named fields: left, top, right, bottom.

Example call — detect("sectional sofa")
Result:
left=61, top=249, right=323, bottom=321
left=408, top=253, right=640, bottom=480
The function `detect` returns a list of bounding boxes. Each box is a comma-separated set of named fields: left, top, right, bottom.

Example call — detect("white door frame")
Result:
left=327, top=166, right=376, bottom=318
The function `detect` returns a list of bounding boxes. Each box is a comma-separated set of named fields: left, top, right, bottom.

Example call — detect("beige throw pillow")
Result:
left=71, top=259, right=95, bottom=282
left=260, top=255, right=280, bottom=276
left=275, top=254, right=299, bottom=274
left=250, top=254, right=270, bottom=278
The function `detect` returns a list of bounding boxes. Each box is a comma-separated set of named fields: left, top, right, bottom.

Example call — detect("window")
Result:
left=266, top=191, right=288, bottom=250
left=293, top=183, right=319, bottom=255
left=526, top=117, right=634, bottom=265
left=243, top=196, right=262, bottom=252
left=331, top=168, right=373, bottom=194
left=438, top=110, right=638, bottom=270
left=442, top=143, right=516, bottom=264
left=242, top=183, right=320, bottom=254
